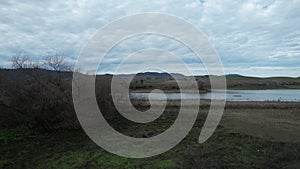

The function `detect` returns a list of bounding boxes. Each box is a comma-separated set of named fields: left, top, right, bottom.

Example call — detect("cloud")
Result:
left=0, top=0, right=299, bottom=77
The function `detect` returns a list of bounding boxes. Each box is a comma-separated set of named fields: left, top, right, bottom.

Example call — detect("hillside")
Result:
left=1, top=69, right=300, bottom=90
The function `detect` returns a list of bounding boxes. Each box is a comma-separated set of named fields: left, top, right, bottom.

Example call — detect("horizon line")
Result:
left=1, top=68, right=299, bottom=78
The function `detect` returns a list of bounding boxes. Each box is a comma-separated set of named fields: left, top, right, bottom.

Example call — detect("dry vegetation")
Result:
left=0, top=54, right=117, bottom=131
left=1, top=55, right=300, bottom=168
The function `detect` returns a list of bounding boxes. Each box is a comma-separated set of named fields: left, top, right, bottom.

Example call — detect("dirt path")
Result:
left=221, top=108, right=300, bottom=143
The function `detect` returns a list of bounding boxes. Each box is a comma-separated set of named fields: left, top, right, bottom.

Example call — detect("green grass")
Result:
left=37, top=149, right=178, bottom=169
left=1, top=123, right=299, bottom=169
left=1, top=126, right=299, bottom=169
left=38, top=149, right=130, bottom=169
left=1, top=107, right=300, bottom=169
left=155, top=159, right=177, bottom=169
left=0, top=126, right=31, bottom=143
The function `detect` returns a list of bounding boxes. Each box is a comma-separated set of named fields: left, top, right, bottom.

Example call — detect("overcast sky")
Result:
left=0, top=0, right=300, bottom=77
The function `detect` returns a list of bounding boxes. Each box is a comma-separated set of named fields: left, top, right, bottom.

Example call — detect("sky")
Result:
left=0, top=0, right=300, bottom=77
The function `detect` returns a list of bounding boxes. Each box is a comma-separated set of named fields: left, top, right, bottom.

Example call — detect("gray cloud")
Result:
left=0, top=0, right=299, bottom=76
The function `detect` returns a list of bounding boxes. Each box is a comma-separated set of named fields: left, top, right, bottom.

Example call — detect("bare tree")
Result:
left=11, top=51, right=32, bottom=69
left=44, top=53, right=71, bottom=72
left=7, top=53, right=77, bottom=131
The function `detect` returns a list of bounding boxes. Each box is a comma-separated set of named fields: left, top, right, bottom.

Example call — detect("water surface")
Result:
left=130, top=89, right=300, bottom=102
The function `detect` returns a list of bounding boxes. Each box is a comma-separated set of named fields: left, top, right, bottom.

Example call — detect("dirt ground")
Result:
left=222, top=108, right=300, bottom=143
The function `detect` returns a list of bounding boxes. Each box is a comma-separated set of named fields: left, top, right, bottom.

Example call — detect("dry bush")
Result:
left=95, top=76, right=119, bottom=120
left=2, top=53, right=79, bottom=131
left=1, top=53, right=120, bottom=131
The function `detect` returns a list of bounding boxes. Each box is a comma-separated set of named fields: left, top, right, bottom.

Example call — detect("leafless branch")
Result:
left=44, top=53, right=71, bottom=72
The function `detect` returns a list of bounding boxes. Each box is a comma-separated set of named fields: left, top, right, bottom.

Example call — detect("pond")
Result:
left=130, top=89, right=300, bottom=102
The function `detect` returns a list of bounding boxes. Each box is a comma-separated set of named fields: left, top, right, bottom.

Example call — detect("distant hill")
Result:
left=226, top=74, right=244, bottom=77
left=1, top=69, right=300, bottom=90
left=136, top=72, right=184, bottom=78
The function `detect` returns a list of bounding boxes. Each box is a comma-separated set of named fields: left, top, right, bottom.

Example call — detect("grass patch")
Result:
left=0, top=126, right=32, bottom=143
left=1, top=104, right=300, bottom=169
left=38, top=149, right=131, bottom=169
left=37, top=149, right=178, bottom=169
left=155, top=159, right=177, bottom=169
